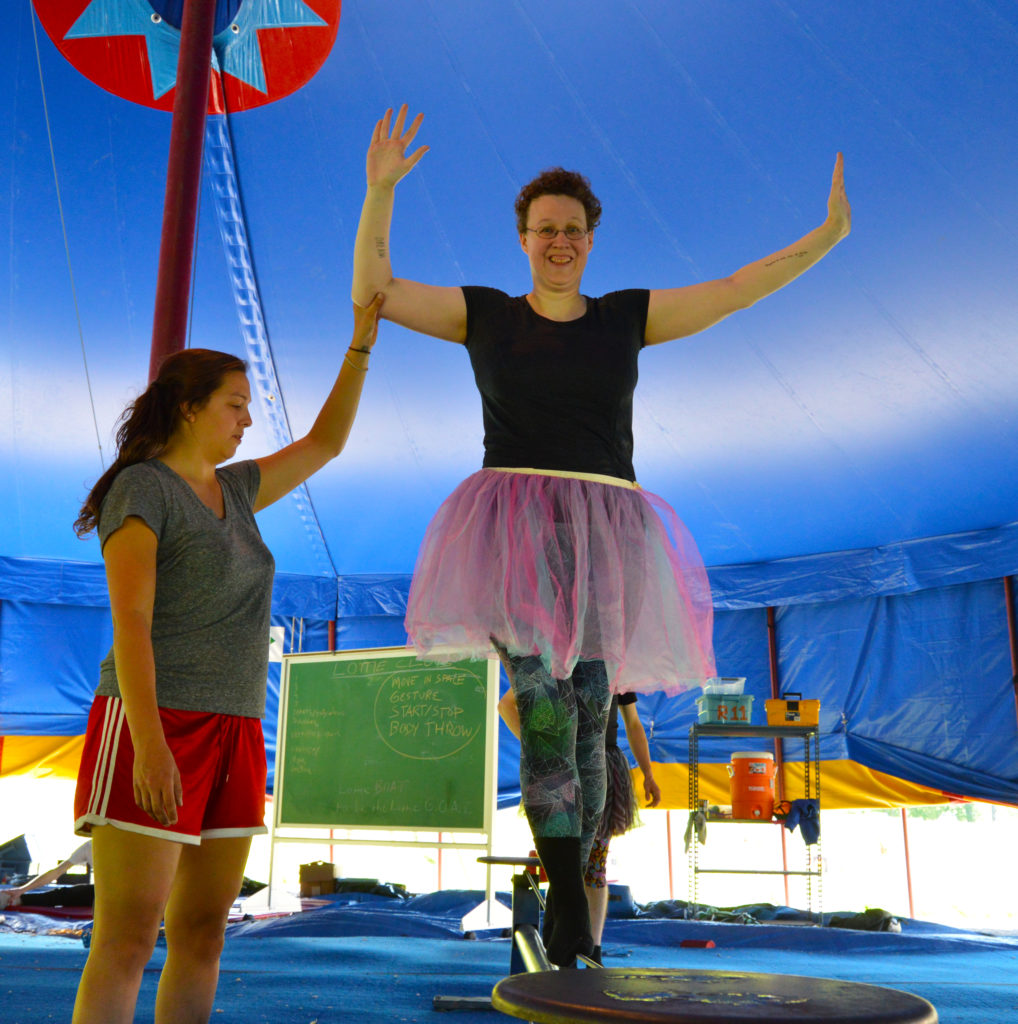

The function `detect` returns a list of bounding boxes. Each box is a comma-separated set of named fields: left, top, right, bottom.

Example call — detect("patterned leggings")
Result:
left=509, top=656, right=612, bottom=865
left=584, top=837, right=610, bottom=888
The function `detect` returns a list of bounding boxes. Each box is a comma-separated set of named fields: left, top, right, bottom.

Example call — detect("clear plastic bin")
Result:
left=696, top=694, right=753, bottom=725
left=702, top=676, right=746, bottom=695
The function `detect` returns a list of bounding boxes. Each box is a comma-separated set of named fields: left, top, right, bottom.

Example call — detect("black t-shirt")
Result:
left=463, top=287, right=649, bottom=481
left=605, top=691, right=638, bottom=749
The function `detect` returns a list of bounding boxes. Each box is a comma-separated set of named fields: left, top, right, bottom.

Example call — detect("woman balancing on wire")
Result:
left=353, top=105, right=850, bottom=966
left=69, top=295, right=382, bottom=1024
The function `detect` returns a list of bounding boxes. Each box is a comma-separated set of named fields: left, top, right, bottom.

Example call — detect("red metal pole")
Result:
left=666, top=810, right=674, bottom=900
left=766, top=606, right=791, bottom=907
left=900, top=807, right=915, bottom=919
left=149, top=0, right=217, bottom=382
left=766, top=607, right=786, bottom=802
left=1004, top=577, right=1018, bottom=729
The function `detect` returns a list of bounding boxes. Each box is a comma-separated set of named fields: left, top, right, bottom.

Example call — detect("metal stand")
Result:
left=513, top=924, right=554, bottom=974
left=433, top=853, right=599, bottom=1012
left=433, top=855, right=546, bottom=1014
left=688, top=723, right=822, bottom=923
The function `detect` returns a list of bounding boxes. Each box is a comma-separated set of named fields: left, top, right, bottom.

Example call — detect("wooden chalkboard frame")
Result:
left=274, top=647, right=499, bottom=837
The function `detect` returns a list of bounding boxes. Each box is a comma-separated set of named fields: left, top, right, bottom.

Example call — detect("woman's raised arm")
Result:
left=645, top=153, right=851, bottom=345
left=352, top=105, right=467, bottom=343
left=254, top=294, right=383, bottom=511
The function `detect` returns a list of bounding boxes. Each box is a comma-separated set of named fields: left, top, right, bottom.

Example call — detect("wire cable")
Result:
left=30, top=2, right=106, bottom=471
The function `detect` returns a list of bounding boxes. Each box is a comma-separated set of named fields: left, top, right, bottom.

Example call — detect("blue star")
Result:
left=65, top=0, right=326, bottom=100
left=215, top=0, right=326, bottom=94
left=66, top=0, right=184, bottom=99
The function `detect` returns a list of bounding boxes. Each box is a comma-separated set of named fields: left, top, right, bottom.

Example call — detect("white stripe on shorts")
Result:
left=89, top=697, right=126, bottom=820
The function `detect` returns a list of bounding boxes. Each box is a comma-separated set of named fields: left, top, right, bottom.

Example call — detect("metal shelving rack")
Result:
left=687, top=723, right=822, bottom=923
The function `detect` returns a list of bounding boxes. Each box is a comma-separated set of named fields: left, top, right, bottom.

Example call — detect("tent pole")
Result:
left=900, top=807, right=915, bottom=918
left=767, top=606, right=791, bottom=907
left=149, top=0, right=217, bottom=382
left=666, top=809, right=674, bottom=899
left=1004, top=577, right=1018, bottom=727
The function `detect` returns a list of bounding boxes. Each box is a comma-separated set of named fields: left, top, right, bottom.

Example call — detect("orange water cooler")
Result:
left=728, top=751, right=776, bottom=820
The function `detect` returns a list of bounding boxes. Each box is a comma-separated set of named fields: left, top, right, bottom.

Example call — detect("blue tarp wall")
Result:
left=3, top=518, right=1016, bottom=805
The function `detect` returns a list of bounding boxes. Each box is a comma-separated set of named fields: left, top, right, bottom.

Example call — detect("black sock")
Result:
left=533, top=836, right=593, bottom=967
left=541, top=887, right=555, bottom=948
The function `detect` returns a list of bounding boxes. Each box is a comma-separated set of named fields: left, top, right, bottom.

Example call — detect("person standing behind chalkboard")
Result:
left=498, top=689, right=660, bottom=965
left=68, top=295, right=383, bottom=1024
left=352, top=105, right=850, bottom=965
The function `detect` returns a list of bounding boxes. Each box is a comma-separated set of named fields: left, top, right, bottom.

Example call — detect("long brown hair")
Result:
left=75, top=348, right=247, bottom=537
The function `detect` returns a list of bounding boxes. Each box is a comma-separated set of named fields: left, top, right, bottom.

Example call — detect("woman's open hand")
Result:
left=366, top=105, right=429, bottom=189
left=133, top=738, right=183, bottom=826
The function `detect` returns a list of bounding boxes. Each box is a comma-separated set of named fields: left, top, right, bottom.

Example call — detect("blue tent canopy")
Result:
left=2, top=1, right=1016, bottom=804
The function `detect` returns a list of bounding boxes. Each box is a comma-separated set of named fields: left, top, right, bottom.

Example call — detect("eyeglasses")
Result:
left=526, top=225, right=589, bottom=241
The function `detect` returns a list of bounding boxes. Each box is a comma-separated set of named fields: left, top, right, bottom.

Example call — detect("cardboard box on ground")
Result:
left=299, top=861, right=336, bottom=897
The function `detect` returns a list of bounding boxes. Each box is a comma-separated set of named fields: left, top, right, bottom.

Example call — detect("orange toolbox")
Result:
left=764, top=691, right=820, bottom=726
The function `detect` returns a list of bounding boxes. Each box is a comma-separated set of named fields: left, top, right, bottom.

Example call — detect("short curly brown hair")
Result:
left=514, top=168, right=602, bottom=235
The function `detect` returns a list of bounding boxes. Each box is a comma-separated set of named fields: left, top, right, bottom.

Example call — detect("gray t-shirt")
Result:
left=96, top=459, right=275, bottom=719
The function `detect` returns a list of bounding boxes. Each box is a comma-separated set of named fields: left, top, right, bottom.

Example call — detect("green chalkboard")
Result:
left=275, top=648, right=498, bottom=832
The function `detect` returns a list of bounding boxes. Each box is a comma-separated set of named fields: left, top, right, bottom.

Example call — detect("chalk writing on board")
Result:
left=277, top=650, right=494, bottom=831
left=282, top=707, right=345, bottom=775
left=373, top=665, right=484, bottom=760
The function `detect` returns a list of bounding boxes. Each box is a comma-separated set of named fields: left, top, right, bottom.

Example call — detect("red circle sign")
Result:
left=33, top=1, right=341, bottom=114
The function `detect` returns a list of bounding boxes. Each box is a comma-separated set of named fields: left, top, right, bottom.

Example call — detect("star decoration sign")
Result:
left=33, top=0, right=341, bottom=113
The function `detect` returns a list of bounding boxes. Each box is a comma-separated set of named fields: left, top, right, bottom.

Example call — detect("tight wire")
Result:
left=30, top=2, right=106, bottom=471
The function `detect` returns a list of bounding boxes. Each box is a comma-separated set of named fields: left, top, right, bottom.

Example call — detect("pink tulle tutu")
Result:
left=405, top=469, right=715, bottom=696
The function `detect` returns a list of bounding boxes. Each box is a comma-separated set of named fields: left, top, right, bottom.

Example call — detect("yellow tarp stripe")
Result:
left=0, top=735, right=84, bottom=779
left=0, top=737, right=959, bottom=808
left=642, top=759, right=954, bottom=811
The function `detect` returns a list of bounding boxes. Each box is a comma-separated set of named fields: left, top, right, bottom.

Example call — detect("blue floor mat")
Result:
left=3, top=890, right=1017, bottom=1023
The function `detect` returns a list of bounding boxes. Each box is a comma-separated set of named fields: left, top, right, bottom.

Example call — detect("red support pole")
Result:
left=766, top=606, right=791, bottom=907
left=149, top=0, right=217, bottom=382
left=900, top=807, right=915, bottom=919
left=1004, top=577, right=1018, bottom=729
left=666, top=810, right=674, bottom=900
left=766, top=606, right=786, bottom=803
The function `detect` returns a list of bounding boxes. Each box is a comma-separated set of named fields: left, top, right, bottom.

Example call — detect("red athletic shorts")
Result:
left=74, top=696, right=267, bottom=845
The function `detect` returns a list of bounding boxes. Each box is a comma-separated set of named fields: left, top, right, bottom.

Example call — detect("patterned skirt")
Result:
left=595, top=744, right=640, bottom=841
